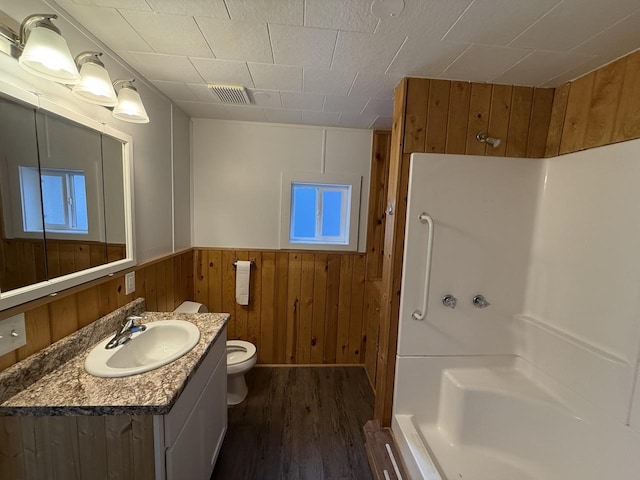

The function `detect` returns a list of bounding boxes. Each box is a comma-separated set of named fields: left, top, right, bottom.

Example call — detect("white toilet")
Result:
left=173, top=301, right=257, bottom=406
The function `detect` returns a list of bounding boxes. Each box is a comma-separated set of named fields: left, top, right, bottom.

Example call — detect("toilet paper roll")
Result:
left=235, top=260, right=251, bottom=306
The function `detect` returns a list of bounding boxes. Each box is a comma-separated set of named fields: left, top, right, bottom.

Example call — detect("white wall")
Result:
left=521, top=139, right=640, bottom=428
left=0, top=0, right=191, bottom=262
left=192, top=119, right=372, bottom=252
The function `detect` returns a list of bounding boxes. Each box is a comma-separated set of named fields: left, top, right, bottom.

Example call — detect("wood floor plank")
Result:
left=211, top=367, right=374, bottom=480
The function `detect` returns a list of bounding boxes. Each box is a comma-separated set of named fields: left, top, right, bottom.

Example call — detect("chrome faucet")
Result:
left=472, top=295, right=490, bottom=308
left=105, top=315, right=146, bottom=349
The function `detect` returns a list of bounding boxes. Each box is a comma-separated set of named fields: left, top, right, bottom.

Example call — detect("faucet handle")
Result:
left=442, top=295, right=457, bottom=309
left=123, top=315, right=143, bottom=327
left=472, top=295, right=490, bottom=308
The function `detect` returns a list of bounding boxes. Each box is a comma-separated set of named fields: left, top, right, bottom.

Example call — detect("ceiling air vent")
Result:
left=208, top=84, right=251, bottom=104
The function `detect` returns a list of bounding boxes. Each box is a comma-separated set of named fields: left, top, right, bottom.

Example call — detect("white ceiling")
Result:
left=56, top=0, right=640, bottom=129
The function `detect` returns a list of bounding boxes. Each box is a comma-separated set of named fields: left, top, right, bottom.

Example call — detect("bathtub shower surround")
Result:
left=393, top=146, right=640, bottom=480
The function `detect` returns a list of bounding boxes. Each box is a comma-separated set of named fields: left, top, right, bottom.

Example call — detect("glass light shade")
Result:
left=18, top=26, right=80, bottom=84
left=72, top=62, right=118, bottom=106
left=112, top=86, right=149, bottom=123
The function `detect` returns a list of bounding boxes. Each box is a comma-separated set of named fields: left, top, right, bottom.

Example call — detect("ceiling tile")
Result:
left=370, top=116, right=393, bottom=130
left=280, top=92, right=325, bottom=110
left=269, top=24, right=338, bottom=68
left=572, top=10, right=640, bottom=59
left=122, top=52, right=204, bottom=82
left=302, top=111, right=339, bottom=127
left=263, top=108, right=302, bottom=124
left=376, top=0, right=473, bottom=38
left=362, top=98, right=393, bottom=117
left=324, top=95, right=369, bottom=114
left=119, top=10, right=212, bottom=57
left=303, top=68, right=356, bottom=95
left=248, top=63, right=302, bottom=91
left=225, top=0, right=303, bottom=25
left=305, top=0, right=378, bottom=33
left=386, top=39, right=469, bottom=77
left=540, top=56, right=608, bottom=87
left=224, top=105, right=268, bottom=122
left=443, top=0, right=560, bottom=46
left=55, top=2, right=153, bottom=52
left=331, top=31, right=406, bottom=74
left=349, top=73, right=402, bottom=99
left=335, top=113, right=377, bottom=129
left=151, top=81, right=199, bottom=101
left=196, top=17, right=273, bottom=63
left=145, top=0, right=229, bottom=17
left=185, top=84, right=220, bottom=102
left=249, top=90, right=282, bottom=107
left=493, top=50, right=595, bottom=86
left=175, top=101, right=229, bottom=118
left=69, top=0, right=151, bottom=10
left=443, top=44, right=532, bottom=83
left=511, top=0, right=640, bottom=51
left=190, top=58, right=254, bottom=87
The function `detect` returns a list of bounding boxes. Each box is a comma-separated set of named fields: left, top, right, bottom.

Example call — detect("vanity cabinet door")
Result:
left=164, top=328, right=228, bottom=480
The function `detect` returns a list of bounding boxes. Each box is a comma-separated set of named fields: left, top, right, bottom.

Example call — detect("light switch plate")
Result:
left=0, top=313, right=26, bottom=356
left=125, top=272, right=136, bottom=295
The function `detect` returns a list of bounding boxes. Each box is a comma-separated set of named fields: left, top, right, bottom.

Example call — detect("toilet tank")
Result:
left=174, top=301, right=209, bottom=313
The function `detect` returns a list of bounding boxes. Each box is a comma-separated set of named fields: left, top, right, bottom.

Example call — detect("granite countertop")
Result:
left=0, top=299, right=229, bottom=416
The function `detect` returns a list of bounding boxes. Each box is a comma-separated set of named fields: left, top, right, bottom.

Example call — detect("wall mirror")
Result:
left=0, top=87, right=134, bottom=311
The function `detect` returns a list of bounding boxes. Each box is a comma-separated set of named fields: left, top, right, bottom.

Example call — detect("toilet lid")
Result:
left=227, top=340, right=257, bottom=365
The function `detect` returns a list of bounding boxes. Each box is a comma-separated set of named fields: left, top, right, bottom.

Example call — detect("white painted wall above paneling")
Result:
left=192, top=119, right=372, bottom=252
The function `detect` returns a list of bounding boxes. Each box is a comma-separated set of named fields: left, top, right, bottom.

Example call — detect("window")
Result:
left=281, top=172, right=361, bottom=251
left=19, top=166, right=89, bottom=234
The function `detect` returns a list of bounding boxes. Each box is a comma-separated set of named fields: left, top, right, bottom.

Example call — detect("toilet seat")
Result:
left=227, top=340, right=257, bottom=374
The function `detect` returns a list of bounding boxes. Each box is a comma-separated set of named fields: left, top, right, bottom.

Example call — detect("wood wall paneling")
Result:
left=0, top=415, right=155, bottom=480
left=613, top=51, right=640, bottom=142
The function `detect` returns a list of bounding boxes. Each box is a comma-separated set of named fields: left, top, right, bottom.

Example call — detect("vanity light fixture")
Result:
left=112, top=79, right=149, bottom=124
left=0, top=13, right=81, bottom=84
left=72, top=52, right=118, bottom=106
left=476, top=131, right=502, bottom=148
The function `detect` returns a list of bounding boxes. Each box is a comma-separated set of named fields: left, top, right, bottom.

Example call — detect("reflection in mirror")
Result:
left=0, top=97, right=47, bottom=292
left=102, top=135, right=127, bottom=263
left=35, top=111, right=109, bottom=279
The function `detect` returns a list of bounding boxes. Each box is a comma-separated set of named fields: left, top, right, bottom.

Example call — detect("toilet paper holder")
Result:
left=232, top=258, right=256, bottom=268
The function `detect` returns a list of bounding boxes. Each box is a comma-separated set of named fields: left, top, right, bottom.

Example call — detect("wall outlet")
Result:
left=0, top=313, right=26, bottom=356
left=125, top=272, right=136, bottom=295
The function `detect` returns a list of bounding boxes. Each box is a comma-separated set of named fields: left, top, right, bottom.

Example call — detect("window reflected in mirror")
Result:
left=0, top=94, right=128, bottom=296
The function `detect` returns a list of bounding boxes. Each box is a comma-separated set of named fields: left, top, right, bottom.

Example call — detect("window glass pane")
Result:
left=321, top=190, right=343, bottom=237
left=41, top=174, right=66, bottom=226
left=72, top=174, right=88, bottom=230
left=292, top=186, right=317, bottom=239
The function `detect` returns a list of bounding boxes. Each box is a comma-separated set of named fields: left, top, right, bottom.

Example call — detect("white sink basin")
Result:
left=85, top=319, right=201, bottom=378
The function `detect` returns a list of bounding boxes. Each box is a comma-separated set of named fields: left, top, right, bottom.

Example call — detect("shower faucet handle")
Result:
left=472, top=295, right=490, bottom=308
left=442, top=295, right=457, bottom=309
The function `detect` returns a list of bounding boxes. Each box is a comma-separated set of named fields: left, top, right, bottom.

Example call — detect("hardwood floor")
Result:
left=211, top=367, right=374, bottom=480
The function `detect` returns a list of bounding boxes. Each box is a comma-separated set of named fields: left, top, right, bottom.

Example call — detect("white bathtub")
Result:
left=392, top=356, right=640, bottom=480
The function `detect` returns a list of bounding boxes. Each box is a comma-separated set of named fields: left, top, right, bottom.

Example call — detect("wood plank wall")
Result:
left=374, top=77, right=556, bottom=425
left=0, top=414, right=155, bottom=480
left=0, top=239, right=126, bottom=292
left=0, top=250, right=194, bottom=372
left=546, top=50, right=640, bottom=156
left=193, top=248, right=369, bottom=365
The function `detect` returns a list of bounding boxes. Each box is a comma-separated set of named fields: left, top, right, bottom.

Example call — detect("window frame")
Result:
left=20, top=166, right=89, bottom=234
left=280, top=171, right=362, bottom=251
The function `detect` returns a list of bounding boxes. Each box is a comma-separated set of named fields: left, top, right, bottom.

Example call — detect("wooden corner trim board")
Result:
left=373, top=50, right=640, bottom=426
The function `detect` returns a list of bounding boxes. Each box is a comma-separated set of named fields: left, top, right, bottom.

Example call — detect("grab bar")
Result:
left=411, top=212, right=434, bottom=321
